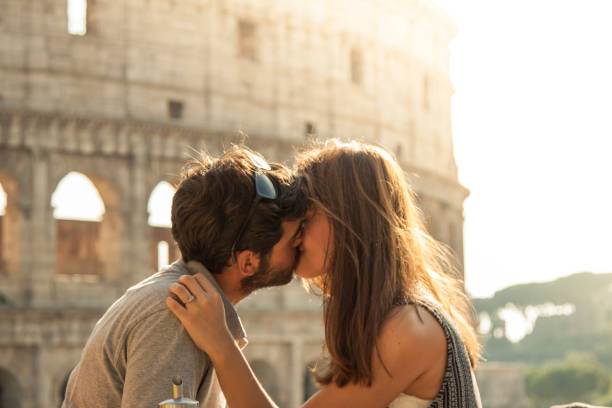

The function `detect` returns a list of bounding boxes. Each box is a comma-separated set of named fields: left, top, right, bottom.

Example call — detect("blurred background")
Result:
left=0, top=0, right=611, bottom=407
left=435, top=1, right=612, bottom=406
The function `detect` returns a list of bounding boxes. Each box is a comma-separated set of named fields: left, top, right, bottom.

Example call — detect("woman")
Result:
left=167, top=140, right=482, bottom=407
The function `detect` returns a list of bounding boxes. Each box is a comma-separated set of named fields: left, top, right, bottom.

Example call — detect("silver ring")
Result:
left=185, top=294, right=195, bottom=304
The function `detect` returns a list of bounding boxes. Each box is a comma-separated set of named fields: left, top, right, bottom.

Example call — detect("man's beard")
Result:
left=240, top=252, right=299, bottom=293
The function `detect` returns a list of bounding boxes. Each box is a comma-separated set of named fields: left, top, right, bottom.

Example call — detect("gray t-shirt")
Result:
left=62, top=260, right=247, bottom=408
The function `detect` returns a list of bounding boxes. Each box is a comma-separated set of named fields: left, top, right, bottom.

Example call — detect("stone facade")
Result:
left=0, top=0, right=466, bottom=406
left=475, top=362, right=529, bottom=408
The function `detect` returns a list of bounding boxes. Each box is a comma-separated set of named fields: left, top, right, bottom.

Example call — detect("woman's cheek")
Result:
left=296, top=251, right=325, bottom=279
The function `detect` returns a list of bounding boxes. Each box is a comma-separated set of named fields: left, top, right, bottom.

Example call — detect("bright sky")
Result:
left=431, top=0, right=612, bottom=297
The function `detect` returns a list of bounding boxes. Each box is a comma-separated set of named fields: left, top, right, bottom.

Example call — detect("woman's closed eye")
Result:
left=290, top=219, right=306, bottom=244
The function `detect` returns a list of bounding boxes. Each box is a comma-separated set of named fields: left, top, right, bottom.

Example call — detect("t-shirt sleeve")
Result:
left=120, top=308, right=210, bottom=408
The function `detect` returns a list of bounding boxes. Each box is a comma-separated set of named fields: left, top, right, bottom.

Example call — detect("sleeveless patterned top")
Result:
left=388, top=300, right=483, bottom=408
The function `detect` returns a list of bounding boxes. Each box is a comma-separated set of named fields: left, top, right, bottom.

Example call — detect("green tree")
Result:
left=525, top=360, right=611, bottom=407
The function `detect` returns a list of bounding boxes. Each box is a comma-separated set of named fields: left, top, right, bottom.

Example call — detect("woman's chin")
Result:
left=294, top=265, right=323, bottom=279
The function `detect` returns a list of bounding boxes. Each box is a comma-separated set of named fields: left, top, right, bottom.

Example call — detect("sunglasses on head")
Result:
left=230, top=154, right=278, bottom=263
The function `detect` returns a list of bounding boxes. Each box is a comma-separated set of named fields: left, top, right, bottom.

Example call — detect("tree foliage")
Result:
left=525, top=360, right=611, bottom=407
left=473, top=272, right=612, bottom=313
left=474, top=272, right=612, bottom=369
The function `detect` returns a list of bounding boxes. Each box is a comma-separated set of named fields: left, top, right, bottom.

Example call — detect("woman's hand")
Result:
left=166, top=273, right=234, bottom=360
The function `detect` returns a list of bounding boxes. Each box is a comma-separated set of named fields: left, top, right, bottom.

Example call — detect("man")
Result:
left=62, top=146, right=307, bottom=407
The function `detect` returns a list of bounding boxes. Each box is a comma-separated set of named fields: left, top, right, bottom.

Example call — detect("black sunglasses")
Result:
left=230, top=158, right=278, bottom=263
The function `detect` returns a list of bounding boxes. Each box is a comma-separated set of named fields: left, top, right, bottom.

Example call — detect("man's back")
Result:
left=62, top=261, right=233, bottom=408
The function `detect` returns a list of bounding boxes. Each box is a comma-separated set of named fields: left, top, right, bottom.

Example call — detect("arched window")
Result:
left=350, top=48, right=363, bottom=85
left=148, top=182, right=177, bottom=271
left=157, top=241, right=170, bottom=270
left=52, top=172, right=105, bottom=222
left=0, top=367, right=22, bottom=408
left=237, top=19, right=258, bottom=61
left=148, top=182, right=174, bottom=228
left=67, top=0, right=87, bottom=36
left=51, top=172, right=105, bottom=277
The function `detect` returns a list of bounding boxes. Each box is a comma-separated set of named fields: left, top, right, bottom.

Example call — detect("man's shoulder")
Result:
left=125, top=263, right=188, bottom=304
left=97, top=265, right=187, bottom=334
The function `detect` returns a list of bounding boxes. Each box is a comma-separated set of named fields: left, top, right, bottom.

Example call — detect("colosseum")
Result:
left=0, top=0, right=466, bottom=406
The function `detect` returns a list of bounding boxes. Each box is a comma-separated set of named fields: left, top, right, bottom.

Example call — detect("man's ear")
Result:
left=235, top=250, right=261, bottom=277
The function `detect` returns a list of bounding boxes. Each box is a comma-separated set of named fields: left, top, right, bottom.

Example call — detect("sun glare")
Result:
left=430, top=0, right=612, bottom=298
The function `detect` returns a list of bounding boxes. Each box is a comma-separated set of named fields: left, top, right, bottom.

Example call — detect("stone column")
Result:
left=289, top=338, right=304, bottom=408
left=29, top=146, right=54, bottom=307
left=124, top=132, right=151, bottom=287
left=0, top=170, right=25, bottom=304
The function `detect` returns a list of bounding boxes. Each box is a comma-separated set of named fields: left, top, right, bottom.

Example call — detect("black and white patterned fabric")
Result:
left=390, top=300, right=483, bottom=408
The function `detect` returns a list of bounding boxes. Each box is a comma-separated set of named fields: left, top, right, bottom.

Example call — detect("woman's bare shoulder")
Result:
left=382, top=304, right=446, bottom=346
left=377, top=304, right=447, bottom=381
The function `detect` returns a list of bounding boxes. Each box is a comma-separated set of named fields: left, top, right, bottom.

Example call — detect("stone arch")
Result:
left=51, top=171, right=122, bottom=281
left=0, top=366, right=22, bottom=408
left=249, top=359, right=280, bottom=402
left=147, top=181, right=179, bottom=271
left=303, top=360, right=321, bottom=402
left=0, top=170, right=22, bottom=280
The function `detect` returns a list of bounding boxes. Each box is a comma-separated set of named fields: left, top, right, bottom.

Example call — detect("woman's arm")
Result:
left=167, top=274, right=446, bottom=408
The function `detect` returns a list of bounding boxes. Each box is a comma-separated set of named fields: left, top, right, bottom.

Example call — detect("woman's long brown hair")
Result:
left=296, top=139, right=481, bottom=387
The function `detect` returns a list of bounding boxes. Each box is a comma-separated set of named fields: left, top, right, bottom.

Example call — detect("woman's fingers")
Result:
left=177, top=274, right=207, bottom=299
left=166, top=296, right=188, bottom=320
left=166, top=273, right=233, bottom=356
left=169, top=273, right=220, bottom=308
left=176, top=273, right=222, bottom=304
left=193, top=273, right=220, bottom=300
left=168, top=282, right=194, bottom=305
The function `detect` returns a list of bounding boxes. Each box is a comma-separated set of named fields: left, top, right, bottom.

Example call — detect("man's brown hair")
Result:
left=171, top=145, right=306, bottom=274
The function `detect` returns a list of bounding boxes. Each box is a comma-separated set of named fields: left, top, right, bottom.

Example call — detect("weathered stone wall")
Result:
left=0, top=308, right=102, bottom=408
left=0, top=0, right=467, bottom=406
left=476, top=362, right=529, bottom=408
left=1, top=0, right=458, bottom=178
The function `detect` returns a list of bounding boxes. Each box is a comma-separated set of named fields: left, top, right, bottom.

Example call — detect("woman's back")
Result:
left=388, top=301, right=482, bottom=408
